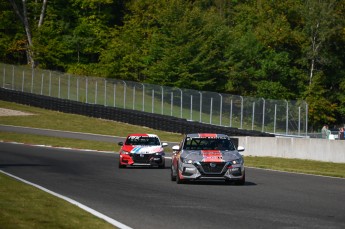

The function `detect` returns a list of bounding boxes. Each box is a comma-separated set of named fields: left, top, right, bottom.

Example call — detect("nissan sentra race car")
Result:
left=171, top=133, right=245, bottom=185
left=118, top=133, right=168, bottom=168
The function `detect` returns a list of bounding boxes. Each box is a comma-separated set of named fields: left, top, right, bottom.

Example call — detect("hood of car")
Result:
left=122, top=145, right=164, bottom=154
left=181, top=150, right=241, bottom=162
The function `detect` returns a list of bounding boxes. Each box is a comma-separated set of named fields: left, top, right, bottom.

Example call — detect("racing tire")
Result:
left=234, top=173, right=245, bottom=185
left=159, top=161, right=165, bottom=169
left=176, top=171, right=185, bottom=184
left=118, top=162, right=126, bottom=168
left=170, top=166, right=176, bottom=181
left=225, top=179, right=232, bottom=185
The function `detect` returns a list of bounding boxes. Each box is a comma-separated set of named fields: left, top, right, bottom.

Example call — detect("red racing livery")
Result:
left=171, top=133, right=246, bottom=185
left=118, top=133, right=168, bottom=168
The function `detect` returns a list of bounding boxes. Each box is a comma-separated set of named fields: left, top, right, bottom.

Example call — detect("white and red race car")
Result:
left=118, top=133, right=168, bottom=168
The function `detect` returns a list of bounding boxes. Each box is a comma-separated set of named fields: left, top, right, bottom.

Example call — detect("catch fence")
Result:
left=1, top=63, right=308, bottom=136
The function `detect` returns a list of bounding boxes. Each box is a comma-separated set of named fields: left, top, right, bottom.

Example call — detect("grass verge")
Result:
left=0, top=173, right=116, bottom=229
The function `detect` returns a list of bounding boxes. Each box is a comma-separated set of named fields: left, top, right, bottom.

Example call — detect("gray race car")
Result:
left=171, top=133, right=245, bottom=185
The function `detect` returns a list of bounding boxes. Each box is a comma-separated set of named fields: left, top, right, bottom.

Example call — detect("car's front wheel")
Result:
left=170, top=166, right=176, bottom=181
left=176, top=170, right=185, bottom=184
left=118, top=161, right=126, bottom=168
left=159, top=160, right=165, bottom=169
left=234, top=172, right=245, bottom=185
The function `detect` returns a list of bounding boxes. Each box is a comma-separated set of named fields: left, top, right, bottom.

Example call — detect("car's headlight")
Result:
left=181, top=157, right=194, bottom=164
left=231, top=158, right=243, bottom=165
left=120, top=150, right=130, bottom=155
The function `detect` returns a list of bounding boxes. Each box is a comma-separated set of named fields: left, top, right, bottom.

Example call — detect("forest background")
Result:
left=0, top=0, right=344, bottom=131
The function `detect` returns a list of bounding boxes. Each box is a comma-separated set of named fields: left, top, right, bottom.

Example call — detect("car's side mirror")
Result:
left=162, top=142, right=168, bottom=147
left=237, top=146, right=245, bottom=152
left=118, top=142, right=124, bottom=146
left=172, top=145, right=180, bottom=152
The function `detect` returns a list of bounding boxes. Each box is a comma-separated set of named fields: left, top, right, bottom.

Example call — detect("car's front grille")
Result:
left=198, top=162, right=226, bottom=174
left=132, top=154, right=152, bottom=163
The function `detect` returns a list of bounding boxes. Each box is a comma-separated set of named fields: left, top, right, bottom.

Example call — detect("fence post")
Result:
left=22, top=71, right=25, bottom=92
left=49, top=71, right=51, bottom=96
left=305, top=102, right=308, bottom=136
left=199, top=91, right=202, bottom=122
left=68, top=75, right=70, bottom=99
left=104, top=80, right=107, bottom=106
left=286, top=100, right=289, bottom=135
left=41, top=73, right=44, bottom=95
left=262, top=98, right=265, bottom=132
left=210, top=97, right=213, bottom=124
left=219, top=93, right=223, bottom=126
left=240, top=96, right=243, bottom=129
left=31, top=68, right=34, bottom=93
left=58, top=76, right=61, bottom=98
left=190, top=95, right=193, bottom=120
left=77, top=78, right=79, bottom=101
left=178, top=88, right=182, bottom=118
left=298, top=106, right=301, bottom=136
left=141, top=83, right=145, bottom=112
left=12, top=65, right=14, bottom=90
left=2, top=66, right=5, bottom=88
left=122, top=81, right=126, bottom=109
left=161, top=86, right=164, bottom=115
left=171, top=92, right=173, bottom=116
left=152, top=89, right=154, bottom=113
left=252, top=101, right=255, bottom=130
left=274, top=104, right=277, bottom=133
left=113, top=83, right=116, bottom=107
left=229, top=99, right=233, bottom=127
left=133, top=85, right=136, bottom=110
left=86, top=78, right=88, bottom=103
left=95, top=80, right=98, bottom=104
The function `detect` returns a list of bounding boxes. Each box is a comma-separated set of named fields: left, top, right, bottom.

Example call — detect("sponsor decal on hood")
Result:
left=122, top=145, right=163, bottom=154
left=201, top=150, right=224, bottom=162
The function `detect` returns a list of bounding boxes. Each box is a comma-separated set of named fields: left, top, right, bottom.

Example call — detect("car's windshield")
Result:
left=125, top=136, right=160, bottom=146
left=183, top=138, right=236, bottom=151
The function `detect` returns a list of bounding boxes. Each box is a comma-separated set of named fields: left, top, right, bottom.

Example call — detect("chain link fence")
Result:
left=1, top=63, right=308, bottom=136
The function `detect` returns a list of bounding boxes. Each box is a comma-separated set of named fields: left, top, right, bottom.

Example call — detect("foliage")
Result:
left=0, top=0, right=344, bottom=128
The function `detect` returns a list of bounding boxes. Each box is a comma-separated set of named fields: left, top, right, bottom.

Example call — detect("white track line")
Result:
left=0, top=170, right=133, bottom=229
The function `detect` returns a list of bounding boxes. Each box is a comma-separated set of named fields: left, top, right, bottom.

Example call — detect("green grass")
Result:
left=0, top=132, right=120, bottom=152
left=0, top=173, right=117, bottom=229
left=246, top=156, right=345, bottom=178
left=0, top=99, right=344, bottom=228
left=0, top=100, right=183, bottom=142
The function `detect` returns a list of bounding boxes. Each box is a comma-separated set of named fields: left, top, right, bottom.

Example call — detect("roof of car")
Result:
left=186, top=133, right=229, bottom=138
left=127, top=133, right=158, bottom=137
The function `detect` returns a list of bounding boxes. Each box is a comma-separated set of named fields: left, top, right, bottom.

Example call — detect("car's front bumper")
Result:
left=178, top=161, right=244, bottom=181
left=120, top=153, right=165, bottom=166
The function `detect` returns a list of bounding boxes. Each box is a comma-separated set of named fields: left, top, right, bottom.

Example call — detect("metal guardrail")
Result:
left=1, top=63, right=308, bottom=136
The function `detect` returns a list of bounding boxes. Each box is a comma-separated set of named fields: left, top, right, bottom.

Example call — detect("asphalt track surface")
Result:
left=1, top=142, right=345, bottom=229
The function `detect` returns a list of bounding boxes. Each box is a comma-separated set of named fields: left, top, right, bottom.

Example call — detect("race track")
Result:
left=1, top=142, right=344, bottom=229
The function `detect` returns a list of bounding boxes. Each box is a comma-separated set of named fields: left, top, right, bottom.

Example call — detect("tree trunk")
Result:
left=8, top=0, right=47, bottom=68
left=38, top=0, right=47, bottom=27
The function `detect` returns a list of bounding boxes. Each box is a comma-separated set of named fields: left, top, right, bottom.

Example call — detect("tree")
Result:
left=301, top=0, right=338, bottom=86
left=99, top=0, right=231, bottom=91
left=7, top=0, right=47, bottom=68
